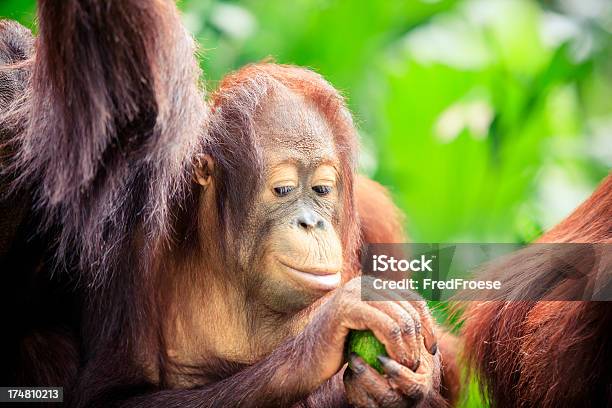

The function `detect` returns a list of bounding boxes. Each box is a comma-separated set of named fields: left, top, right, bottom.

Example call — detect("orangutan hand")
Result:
left=343, top=292, right=441, bottom=408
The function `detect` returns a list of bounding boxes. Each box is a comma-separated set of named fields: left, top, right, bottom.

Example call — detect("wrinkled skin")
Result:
left=238, top=89, right=346, bottom=312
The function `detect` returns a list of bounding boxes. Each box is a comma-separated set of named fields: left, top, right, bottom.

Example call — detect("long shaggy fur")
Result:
left=10, top=0, right=207, bottom=288
left=461, top=174, right=612, bottom=408
left=355, top=175, right=406, bottom=245
left=0, top=20, right=34, bottom=256
left=2, top=0, right=208, bottom=404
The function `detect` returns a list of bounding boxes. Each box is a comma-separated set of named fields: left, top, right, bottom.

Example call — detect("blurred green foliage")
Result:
left=3, top=1, right=611, bottom=406
left=180, top=0, right=612, bottom=244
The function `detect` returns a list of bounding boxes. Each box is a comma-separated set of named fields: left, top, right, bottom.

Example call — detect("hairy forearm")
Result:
left=293, top=372, right=348, bottom=408
left=29, top=0, right=206, bottom=279
left=33, top=0, right=204, bottom=183
left=120, top=336, right=322, bottom=408
left=118, top=375, right=345, bottom=408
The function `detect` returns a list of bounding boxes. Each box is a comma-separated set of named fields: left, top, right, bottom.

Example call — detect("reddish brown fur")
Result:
left=355, top=175, right=406, bottom=246
left=438, top=332, right=460, bottom=406
left=462, top=174, right=612, bottom=407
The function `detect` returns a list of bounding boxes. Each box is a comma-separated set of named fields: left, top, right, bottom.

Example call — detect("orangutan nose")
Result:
left=296, top=209, right=325, bottom=231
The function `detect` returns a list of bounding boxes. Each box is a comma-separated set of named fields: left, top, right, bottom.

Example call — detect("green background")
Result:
left=3, top=0, right=611, bottom=406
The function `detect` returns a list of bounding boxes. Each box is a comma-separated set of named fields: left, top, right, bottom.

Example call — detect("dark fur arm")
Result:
left=22, top=0, right=207, bottom=278
left=0, top=20, right=33, bottom=258
left=22, top=0, right=208, bottom=405
left=79, top=329, right=343, bottom=408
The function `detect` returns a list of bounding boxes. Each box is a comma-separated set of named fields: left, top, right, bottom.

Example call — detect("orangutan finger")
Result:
left=377, top=355, right=431, bottom=401
left=345, top=354, right=384, bottom=408
left=344, top=303, right=412, bottom=367
left=372, top=287, right=437, bottom=357
left=346, top=354, right=406, bottom=408
left=408, top=300, right=437, bottom=355
left=368, top=301, right=420, bottom=371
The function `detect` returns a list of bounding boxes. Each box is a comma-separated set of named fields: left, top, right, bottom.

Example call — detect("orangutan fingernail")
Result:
left=348, top=353, right=365, bottom=374
left=377, top=355, right=391, bottom=365
left=377, top=355, right=399, bottom=376
left=430, top=342, right=438, bottom=355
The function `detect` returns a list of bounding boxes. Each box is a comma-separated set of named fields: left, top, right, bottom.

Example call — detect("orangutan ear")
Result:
left=193, top=154, right=215, bottom=187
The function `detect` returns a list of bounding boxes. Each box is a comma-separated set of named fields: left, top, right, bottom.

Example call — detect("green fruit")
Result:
left=346, top=330, right=388, bottom=374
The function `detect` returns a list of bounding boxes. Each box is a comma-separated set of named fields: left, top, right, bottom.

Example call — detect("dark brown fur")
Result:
left=0, top=20, right=33, bottom=257
left=1, top=19, right=82, bottom=400
left=1, top=0, right=207, bottom=404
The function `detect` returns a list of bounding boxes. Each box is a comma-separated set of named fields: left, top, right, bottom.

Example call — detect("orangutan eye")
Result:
left=273, top=186, right=295, bottom=197
left=312, top=185, right=332, bottom=196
